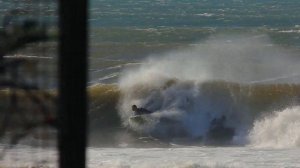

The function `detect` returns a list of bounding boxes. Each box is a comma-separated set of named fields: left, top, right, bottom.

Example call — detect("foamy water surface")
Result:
left=1, top=145, right=300, bottom=168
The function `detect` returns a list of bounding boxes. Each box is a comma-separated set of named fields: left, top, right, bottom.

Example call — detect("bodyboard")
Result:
left=129, top=115, right=148, bottom=125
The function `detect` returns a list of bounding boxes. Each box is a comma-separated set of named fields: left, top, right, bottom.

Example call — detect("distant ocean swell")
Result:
left=89, top=81, right=300, bottom=147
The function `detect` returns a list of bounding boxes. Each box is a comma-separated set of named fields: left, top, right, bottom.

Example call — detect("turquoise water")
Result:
left=88, top=0, right=300, bottom=84
left=89, top=0, right=300, bottom=46
left=90, top=0, right=300, bottom=28
left=2, top=1, right=299, bottom=84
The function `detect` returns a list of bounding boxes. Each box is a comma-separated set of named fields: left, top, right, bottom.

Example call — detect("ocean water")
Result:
left=88, top=0, right=300, bottom=84
left=1, top=0, right=300, bottom=167
left=1, top=145, right=300, bottom=168
left=87, top=0, right=300, bottom=167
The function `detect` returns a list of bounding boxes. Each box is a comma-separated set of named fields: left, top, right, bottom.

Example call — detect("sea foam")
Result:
left=117, top=34, right=300, bottom=145
left=248, top=106, right=300, bottom=148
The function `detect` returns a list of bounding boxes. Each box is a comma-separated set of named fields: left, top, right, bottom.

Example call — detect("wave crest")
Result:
left=248, top=106, right=300, bottom=148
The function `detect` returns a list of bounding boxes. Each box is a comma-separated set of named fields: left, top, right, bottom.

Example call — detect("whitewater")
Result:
left=1, top=145, right=300, bottom=168
left=1, top=35, right=300, bottom=168
left=116, top=35, right=300, bottom=145
left=7, top=36, right=300, bottom=168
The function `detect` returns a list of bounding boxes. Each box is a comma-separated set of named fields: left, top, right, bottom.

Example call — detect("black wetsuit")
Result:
left=134, top=108, right=152, bottom=115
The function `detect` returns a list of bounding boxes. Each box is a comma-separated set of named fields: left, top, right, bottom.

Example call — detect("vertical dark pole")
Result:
left=58, top=0, right=88, bottom=168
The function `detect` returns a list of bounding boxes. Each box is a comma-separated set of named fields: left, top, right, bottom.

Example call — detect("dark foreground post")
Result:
left=58, top=0, right=88, bottom=168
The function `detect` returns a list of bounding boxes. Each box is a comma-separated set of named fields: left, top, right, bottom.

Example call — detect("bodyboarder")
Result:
left=132, top=105, right=152, bottom=115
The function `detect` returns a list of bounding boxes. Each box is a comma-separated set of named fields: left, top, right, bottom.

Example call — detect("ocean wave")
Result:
left=87, top=82, right=299, bottom=145
left=248, top=106, right=300, bottom=148
left=117, top=77, right=299, bottom=144
left=278, top=29, right=300, bottom=33
left=90, top=35, right=300, bottom=147
left=4, top=55, right=53, bottom=59
left=195, top=13, right=215, bottom=17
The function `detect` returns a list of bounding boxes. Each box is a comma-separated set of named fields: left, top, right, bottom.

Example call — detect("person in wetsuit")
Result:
left=210, top=115, right=226, bottom=130
left=132, top=105, right=152, bottom=115
left=208, top=115, right=235, bottom=142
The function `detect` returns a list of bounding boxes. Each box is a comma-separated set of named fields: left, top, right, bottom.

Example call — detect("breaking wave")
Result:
left=90, top=35, right=300, bottom=147
left=89, top=80, right=300, bottom=147
left=248, top=106, right=300, bottom=148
